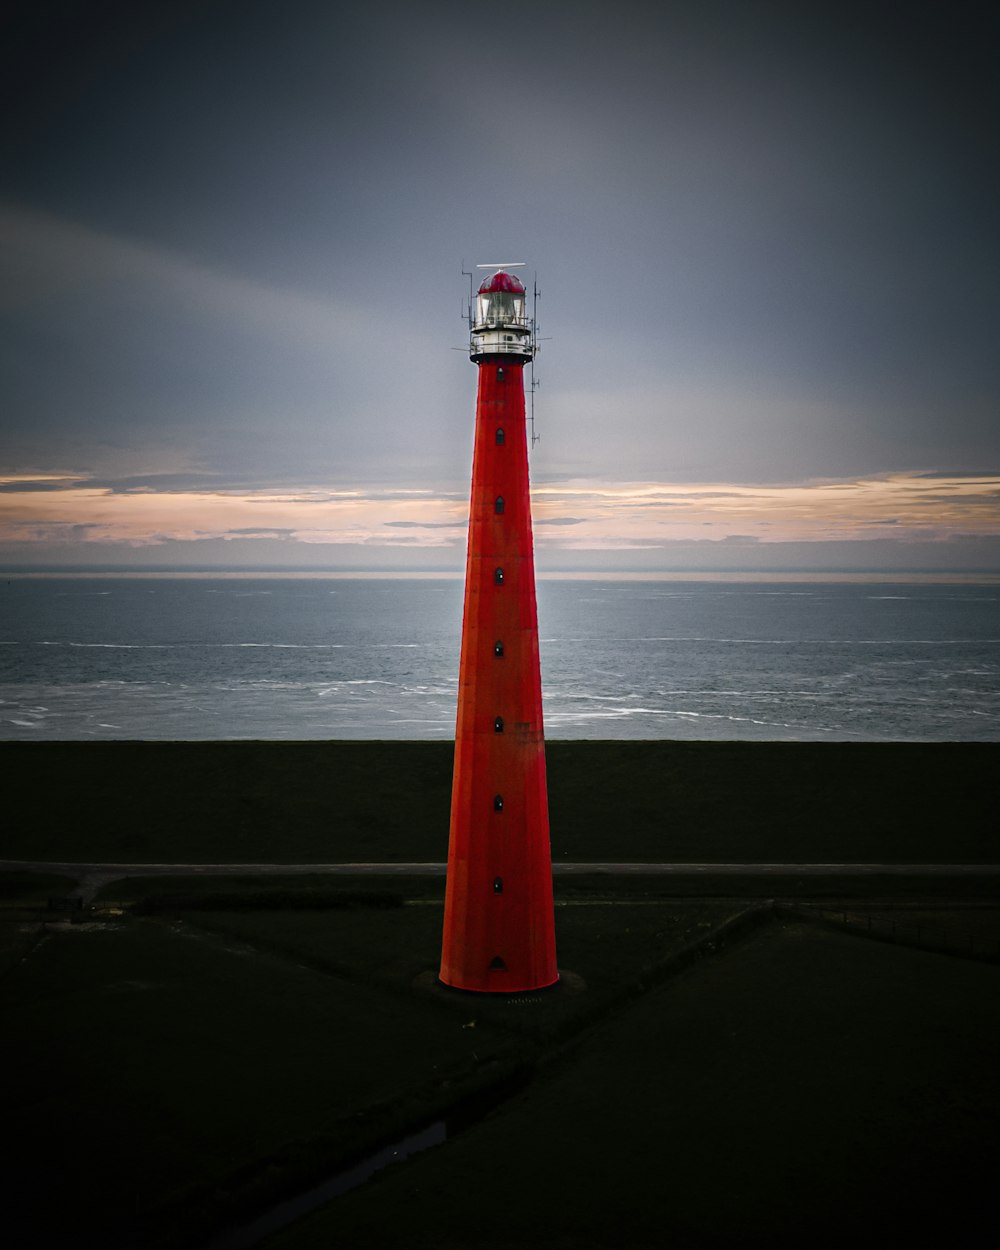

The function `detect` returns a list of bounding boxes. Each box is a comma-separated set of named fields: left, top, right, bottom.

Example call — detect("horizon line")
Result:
left=3, top=567, right=1000, bottom=584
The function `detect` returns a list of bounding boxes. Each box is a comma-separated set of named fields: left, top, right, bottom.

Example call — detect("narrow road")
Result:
left=5, top=859, right=997, bottom=904
left=5, top=857, right=999, bottom=883
left=7, top=860, right=1000, bottom=880
left=7, top=859, right=1000, bottom=878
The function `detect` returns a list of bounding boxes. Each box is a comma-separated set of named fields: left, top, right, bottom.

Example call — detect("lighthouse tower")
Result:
left=439, top=266, right=558, bottom=993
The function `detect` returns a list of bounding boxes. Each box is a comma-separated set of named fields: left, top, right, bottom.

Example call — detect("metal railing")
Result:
left=470, top=317, right=532, bottom=332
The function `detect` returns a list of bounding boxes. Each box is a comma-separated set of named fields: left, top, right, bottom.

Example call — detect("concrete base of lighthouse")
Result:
left=438, top=972, right=561, bottom=996
left=416, top=969, right=586, bottom=1000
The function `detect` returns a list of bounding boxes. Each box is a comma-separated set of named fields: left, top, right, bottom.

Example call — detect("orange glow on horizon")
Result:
left=0, top=472, right=996, bottom=551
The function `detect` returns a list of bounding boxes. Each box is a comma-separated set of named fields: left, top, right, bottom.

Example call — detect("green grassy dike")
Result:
left=5, top=739, right=1000, bottom=863
left=2, top=741, right=999, bottom=1250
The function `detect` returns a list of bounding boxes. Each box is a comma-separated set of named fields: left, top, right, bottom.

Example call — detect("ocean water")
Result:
left=0, top=576, right=997, bottom=741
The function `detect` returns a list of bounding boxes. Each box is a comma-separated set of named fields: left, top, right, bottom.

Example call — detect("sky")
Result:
left=1, top=0, right=998, bottom=574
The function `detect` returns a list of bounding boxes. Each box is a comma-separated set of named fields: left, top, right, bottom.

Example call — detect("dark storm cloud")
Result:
left=224, top=527, right=295, bottom=537
left=87, top=473, right=232, bottom=493
left=0, top=472, right=236, bottom=494
left=918, top=470, right=1000, bottom=480
left=923, top=493, right=1000, bottom=506
left=0, top=478, right=85, bottom=493
left=384, top=520, right=465, bottom=529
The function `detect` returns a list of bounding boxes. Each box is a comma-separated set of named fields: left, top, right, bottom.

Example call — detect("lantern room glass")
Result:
left=477, top=289, right=525, bottom=326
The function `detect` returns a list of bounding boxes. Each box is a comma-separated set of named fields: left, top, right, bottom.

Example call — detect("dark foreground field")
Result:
left=2, top=740, right=999, bottom=1249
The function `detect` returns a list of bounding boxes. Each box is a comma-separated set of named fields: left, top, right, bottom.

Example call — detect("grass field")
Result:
left=2, top=740, right=998, bottom=1249
left=272, top=918, right=1000, bottom=1250
left=1, top=879, right=743, bottom=1248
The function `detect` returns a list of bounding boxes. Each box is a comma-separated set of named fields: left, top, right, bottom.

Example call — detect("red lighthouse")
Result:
left=439, top=266, right=558, bottom=993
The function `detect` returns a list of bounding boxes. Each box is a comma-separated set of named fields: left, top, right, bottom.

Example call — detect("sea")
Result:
left=1, top=575, right=998, bottom=742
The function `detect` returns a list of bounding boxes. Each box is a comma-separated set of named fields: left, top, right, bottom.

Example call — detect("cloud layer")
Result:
left=2, top=470, right=997, bottom=571
left=2, top=1, right=998, bottom=570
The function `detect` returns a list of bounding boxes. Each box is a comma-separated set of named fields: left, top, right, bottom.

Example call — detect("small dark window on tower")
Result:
left=494, top=640, right=504, bottom=657
left=489, top=955, right=507, bottom=971
left=495, top=427, right=505, bottom=445
left=497, top=367, right=505, bottom=380
left=494, top=567, right=504, bottom=585
left=493, top=794, right=504, bottom=812
left=494, top=715, right=504, bottom=733
left=494, top=496, right=505, bottom=515
left=493, top=876, right=503, bottom=894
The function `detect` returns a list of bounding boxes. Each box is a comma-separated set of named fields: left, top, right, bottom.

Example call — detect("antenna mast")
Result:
left=529, top=277, right=540, bottom=448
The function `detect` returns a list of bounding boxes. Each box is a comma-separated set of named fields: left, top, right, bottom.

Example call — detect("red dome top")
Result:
left=478, top=270, right=525, bottom=295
